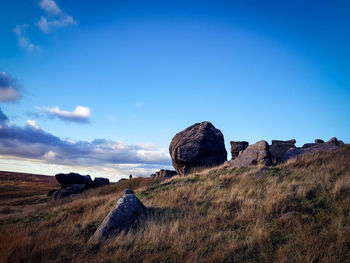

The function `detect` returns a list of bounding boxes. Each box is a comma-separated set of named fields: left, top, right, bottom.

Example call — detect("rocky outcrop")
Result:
left=282, top=138, right=341, bottom=162
left=230, top=140, right=271, bottom=167
left=169, top=121, right=227, bottom=175
left=269, top=139, right=296, bottom=164
left=93, top=177, right=110, bottom=187
left=50, top=173, right=110, bottom=200
left=51, top=184, right=87, bottom=200
left=55, top=172, right=93, bottom=188
left=150, top=169, right=177, bottom=178
left=230, top=141, right=249, bottom=160
left=89, top=189, right=147, bottom=242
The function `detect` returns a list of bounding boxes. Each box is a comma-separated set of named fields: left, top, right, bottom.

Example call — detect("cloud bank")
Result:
left=37, top=106, right=90, bottom=123
left=36, top=0, right=77, bottom=33
left=0, top=72, right=22, bottom=102
left=0, top=108, right=171, bottom=177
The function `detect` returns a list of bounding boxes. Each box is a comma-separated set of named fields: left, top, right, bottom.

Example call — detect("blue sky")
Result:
left=0, top=0, right=349, bottom=180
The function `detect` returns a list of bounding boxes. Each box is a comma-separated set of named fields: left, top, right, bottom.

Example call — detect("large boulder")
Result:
left=93, top=177, right=110, bottom=187
left=230, top=140, right=271, bottom=167
left=230, top=141, right=249, bottom=160
left=269, top=139, right=296, bottom=164
left=55, top=172, right=93, bottom=188
left=169, top=121, right=227, bottom=175
left=89, top=189, right=147, bottom=242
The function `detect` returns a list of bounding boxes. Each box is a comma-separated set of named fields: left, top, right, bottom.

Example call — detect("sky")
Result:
left=0, top=0, right=349, bottom=181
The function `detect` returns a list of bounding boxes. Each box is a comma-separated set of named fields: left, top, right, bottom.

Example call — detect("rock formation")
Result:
left=55, top=172, right=93, bottom=188
left=93, top=177, right=110, bottom=187
left=169, top=121, right=227, bottom=175
left=230, top=141, right=249, bottom=160
left=150, top=169, right=177, bottom=178
left=230, top=140, right=271, bottom=167
left=282, top=137, right=341, bottom=162
left=269, top=139, right=296, bottom=165
left=49, top=172, right=110, bottom=200
left=89, top=189, right=147, bottom=242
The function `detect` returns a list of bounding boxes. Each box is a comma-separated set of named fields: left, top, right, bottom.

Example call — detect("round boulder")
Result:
left=169, top=121, right=227, bottom=175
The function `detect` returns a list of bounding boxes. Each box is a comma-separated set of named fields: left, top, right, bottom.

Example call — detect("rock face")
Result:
left=230, top=140, right=271, bottom=167
left=169, top=122, right=227, bottom=175
left=93, top=177, right=110, bottom=187
left=55, top=172, right=93, bottom=188
left=89, top=189, right=147, bottom=242
left=230, top=141, right=249, bottom=160
left=269, top=139, right=296, bottom=164
left=150, top=169, right=177, bottom=178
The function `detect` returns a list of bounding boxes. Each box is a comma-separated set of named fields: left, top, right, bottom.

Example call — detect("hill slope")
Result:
left=0, top=146, right=349, bottom=263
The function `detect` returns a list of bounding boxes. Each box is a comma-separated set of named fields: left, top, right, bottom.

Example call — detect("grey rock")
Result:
left=269, top=139, right=296, bottom=164
left=89, top=190, right=147, bottom=242
left=282, top=141, right=340, bottom=162
left=169, top=121, right=227, bottom=175
left=314, top=139, right=324, bottom=143
left=51, top=184, right=87, bottom=200
left=230, top=141, right=249, bottom=160
left=150, top=169, right=177, bottom=178
left=230, top=140, right=271, bottom=167
left=55, top=172, right=93, bottom=188
left=93, top=177, right=110, bottom=187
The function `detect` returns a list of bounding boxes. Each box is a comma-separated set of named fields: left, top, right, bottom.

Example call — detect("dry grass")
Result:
left=0, top=146, right=349, bottom=263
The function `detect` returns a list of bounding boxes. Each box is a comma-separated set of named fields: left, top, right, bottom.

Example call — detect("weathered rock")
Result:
left=89, top=189, right=147, bottom=242
left=51, top=184, right=87, bottom=200
left=151, top=169, right=177, bottom=178
left=327, top=137, right=340, bottom=146
left=55, top=172, right=93, bottom=188
left=269, top=139, right=296, bottom=164
left=93, top=177, right=110, bottom=187
left=230, top=140, right=271, bottom=167
left=282, top=138, right=341, bottom=162
left=230, top=141, right=249, bottom=160
left=169, top=121, right=227, bottom=175
left=315, top=139, right=324, bottom=143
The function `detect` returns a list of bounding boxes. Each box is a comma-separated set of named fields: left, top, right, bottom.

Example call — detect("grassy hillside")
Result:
left=0, top=146, right=349, bottom=263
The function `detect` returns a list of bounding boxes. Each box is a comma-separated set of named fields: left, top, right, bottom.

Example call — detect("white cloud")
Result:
left=26, top=120, right=40, bottom=130
left=36, top=0, right=77, bottom=33
left=37, top=105, right=91, bottom=123
left=39, top=0, right=61, bottom=15
left=12, top=25, right=39, bottom=51
left=36, top=15, right=76, bottom=33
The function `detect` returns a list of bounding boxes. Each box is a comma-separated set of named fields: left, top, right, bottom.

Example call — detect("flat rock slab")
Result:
left=89, top=189, right=147, bottom=242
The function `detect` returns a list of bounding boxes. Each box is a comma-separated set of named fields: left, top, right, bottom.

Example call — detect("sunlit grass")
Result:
left=0, top=146, right=349, bottom=263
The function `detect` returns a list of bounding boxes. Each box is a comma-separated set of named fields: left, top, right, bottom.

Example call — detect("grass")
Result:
left=0, top=146, right=349, bottom=263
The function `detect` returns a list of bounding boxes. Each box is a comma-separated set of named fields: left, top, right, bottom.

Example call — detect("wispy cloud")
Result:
left=13, top=24, right=39, bottom=51
left=0, top=108, right=171, bottom=177
left=36, top=0, right=77, bottom=33
left=36, top=105, right=91, bottom=123
left=0, top=72, right=22, bottom=102
left=39, top=0, right=61, bottom=15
